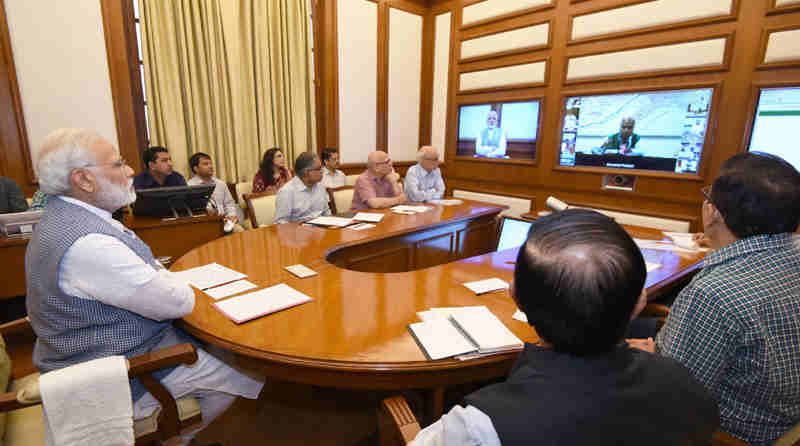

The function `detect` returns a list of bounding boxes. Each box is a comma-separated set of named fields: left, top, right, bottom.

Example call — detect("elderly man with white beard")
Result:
left=25, top=129, right=263, bottom=446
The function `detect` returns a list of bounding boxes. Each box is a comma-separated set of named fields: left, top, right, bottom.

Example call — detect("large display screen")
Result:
left=558, top=88, right=713, bottom=174
left=457, top=100, right=540, bottom=160
left=747, top=87, right=800, bottom=169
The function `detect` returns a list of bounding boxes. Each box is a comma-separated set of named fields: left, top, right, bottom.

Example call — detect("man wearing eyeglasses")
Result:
left=629, top=152, right=800, bottom=446
left=25, top=129, right=264, bottom=446
left=273, top=152, right=331, bottom=224
left=350, top=150, right=407, bottom=211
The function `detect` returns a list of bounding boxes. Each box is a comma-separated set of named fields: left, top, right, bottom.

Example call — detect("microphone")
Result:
left=545, top=196, right=569, bottom=212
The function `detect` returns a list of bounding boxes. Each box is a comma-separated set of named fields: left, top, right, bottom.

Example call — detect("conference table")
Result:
left=171, top=200, right=707, bottom=417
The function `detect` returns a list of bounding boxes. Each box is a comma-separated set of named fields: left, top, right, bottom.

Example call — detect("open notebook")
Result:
left=408, top=306, right=523, bottom=360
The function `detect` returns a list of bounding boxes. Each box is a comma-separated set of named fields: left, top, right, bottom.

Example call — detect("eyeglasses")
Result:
left=85, top=158, right=128, bottom=169
left=701, top=185, right=712, bottom=203
left=375, top=158, right=392, bottom=165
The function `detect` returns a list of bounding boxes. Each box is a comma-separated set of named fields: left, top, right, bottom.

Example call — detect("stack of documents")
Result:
left=408, top=306, right=523, bottom=360
left=352, top=212, right=384, bottom=222
left=391, top=205, right=432, bottom=214
left=213, top=283, right=313, bottom=324
left=306, top=216, right=354, bottom=227
left=172, top=263, right=247, bottom=290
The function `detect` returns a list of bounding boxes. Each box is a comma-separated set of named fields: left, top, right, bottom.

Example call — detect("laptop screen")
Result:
left=497, top=217, right=533, bottom=251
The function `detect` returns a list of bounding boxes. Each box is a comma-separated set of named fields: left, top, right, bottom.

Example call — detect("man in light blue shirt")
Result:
left=273, top=152, right=331, bottom=224
left=404, top=146, right=445, bottom=203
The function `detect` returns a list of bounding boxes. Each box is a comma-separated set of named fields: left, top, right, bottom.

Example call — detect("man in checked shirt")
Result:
left=629, top=152, right=800, bottom=446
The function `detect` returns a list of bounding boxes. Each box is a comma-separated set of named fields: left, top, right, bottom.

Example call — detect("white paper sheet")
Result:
left=463, top=278, right=509, bottom=295
left=391, top=205, right=432, bottom=213
left=213, top=283, right=313, bottom=324
left=172, top=263, right=247, bottom=290
left=347, top=223, right=376, bottom=231
left=429, top=199, right=462, bottom=206
left=448, top=306, right=523, bottom=354
left=307, top=216, right=354, bottom=227
left=352, top=212, right=384, bottom=222
left=204, top=280, right=258, bottom=300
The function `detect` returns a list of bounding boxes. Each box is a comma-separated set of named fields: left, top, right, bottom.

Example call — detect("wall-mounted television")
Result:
left=558, top=87, right=714, bottom=175
left=457, top=100, right=540, bottom=160
left=747, top=86, right=800, bottom=170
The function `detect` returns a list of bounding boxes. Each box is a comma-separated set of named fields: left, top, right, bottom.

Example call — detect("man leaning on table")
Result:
left=410, top=209, right=718, bottom=446
left=273, top=152, right=331, bottom=224
left=629, top=152, right=800, bottom=446
left=187, top=152, right=245, bottom=233
left=350, top=150, right=407, bottom=211
left=25, top=128, right=263, bottom=446
left=404, top=146, right=445, bottom=203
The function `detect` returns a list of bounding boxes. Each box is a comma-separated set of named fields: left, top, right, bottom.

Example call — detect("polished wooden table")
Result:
left=0, top=213, right=224, bottom=300
left=172, top=201, right=707, bottom=407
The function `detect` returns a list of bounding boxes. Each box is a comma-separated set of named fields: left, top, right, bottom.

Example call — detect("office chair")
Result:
left=244, top=191, right=278, bottom=227
left=327, top=186, right=355, bottom=215
left=0, top=318, right=202, bottom=446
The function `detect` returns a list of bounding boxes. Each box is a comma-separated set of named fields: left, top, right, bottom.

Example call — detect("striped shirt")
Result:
left=656, top=233, right=800, bottom=446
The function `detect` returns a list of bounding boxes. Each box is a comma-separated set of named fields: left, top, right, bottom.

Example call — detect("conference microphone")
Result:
left=545, top=196, right=569, bottom=212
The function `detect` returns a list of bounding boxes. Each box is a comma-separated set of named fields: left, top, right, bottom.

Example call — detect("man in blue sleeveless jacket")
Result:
left=26, top=128, right=263, bottom=446
left=410, top=209, right=718, bottom=446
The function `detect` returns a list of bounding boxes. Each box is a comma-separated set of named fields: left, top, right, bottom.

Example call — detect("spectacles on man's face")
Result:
left=85, top=158, right=128, bottom=170
left=375, top=158, right=392, bottom=166
left=701, top=185, right=712, bottom=203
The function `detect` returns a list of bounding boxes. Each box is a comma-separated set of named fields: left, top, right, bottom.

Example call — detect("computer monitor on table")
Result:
left=132, top=184, right=215, bottom=218
left=496, top=216, right=534, bottom=252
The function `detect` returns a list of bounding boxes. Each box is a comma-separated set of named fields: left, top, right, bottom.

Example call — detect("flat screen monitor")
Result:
left=496, top=216, right=533, bottom=251
left=558, top=87, right=714, bottom=174
left=457, top=100, right=540, bottom=160
left=132, top=184, right=215, bottom=218
left=747, top=86, right=800, bottom=169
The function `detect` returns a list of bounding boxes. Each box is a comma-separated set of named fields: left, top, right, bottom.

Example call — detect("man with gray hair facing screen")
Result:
left=410, top=209, right=718, bottom=446
left=25, top=128, right=263, bottom=446
left=273, top=151, right=330, bottom=224
left=404, top=146, right=445, bottom=203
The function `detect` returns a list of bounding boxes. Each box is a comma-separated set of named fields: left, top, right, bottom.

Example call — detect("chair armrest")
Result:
left=379, top=396, right=421, bottom=446
left=0, top=317, right=32, bottom=337
left=711, top=430, right=751, bottom=446
left=128, top=343, right=198, bottom=376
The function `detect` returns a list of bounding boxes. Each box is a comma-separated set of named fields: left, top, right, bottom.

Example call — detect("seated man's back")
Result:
left=411, top=209, right=718, bottom=446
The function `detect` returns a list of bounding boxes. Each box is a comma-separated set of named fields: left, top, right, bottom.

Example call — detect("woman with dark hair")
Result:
left=252, top=147, right=293, bottom=193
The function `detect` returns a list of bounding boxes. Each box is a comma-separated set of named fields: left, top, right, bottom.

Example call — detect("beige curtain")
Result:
left=139, top=0, right=316, bottom=182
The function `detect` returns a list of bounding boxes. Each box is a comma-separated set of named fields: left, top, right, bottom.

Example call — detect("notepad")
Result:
left=213, top=283, right=313, bottom=324
left=463, top=278, right=509, bottom=295
left=306, top=216, right=354, bottom=227
left=204, top=280, right=258, bottom=300
left=391, top=205, right=432, bottom=214
left=172, top=263, right=247, bottom=290
left=353, top=212, right=384, bottom=222
left=429, top=199, right=462, bottom=206
left=409, top=306, right=523, bottom=360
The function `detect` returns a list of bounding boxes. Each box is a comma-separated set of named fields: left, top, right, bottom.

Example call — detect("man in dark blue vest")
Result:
left=409, top=209, right=718, bottom=446
left=26, top=128, right=263, bottom=446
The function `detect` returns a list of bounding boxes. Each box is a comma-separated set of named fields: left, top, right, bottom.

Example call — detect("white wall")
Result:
left=5, top=0, right=118, bottom=168
left=337, top=0, right=378, bottom=164
left=388, top=8, right=422, bottom=162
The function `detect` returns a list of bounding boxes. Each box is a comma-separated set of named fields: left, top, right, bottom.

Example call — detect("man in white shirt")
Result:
left=187, top=152, right=245, bottom=233
left=320, top=148, right=346, bottom=189
left=474, top=110, right=507, bottom=158
left=404, top=146, right=445, bottom=202
left=26, top=128, right=263, bottom=446
left=273, top=152, right=331, bottom=224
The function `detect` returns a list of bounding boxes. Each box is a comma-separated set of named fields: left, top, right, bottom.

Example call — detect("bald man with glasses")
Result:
left=350, top=150, right=407, bottom=211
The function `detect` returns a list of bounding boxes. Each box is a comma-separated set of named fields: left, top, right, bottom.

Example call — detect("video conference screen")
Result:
left=748, top=87, right=800, bottom=170
left=457, top=100, right=540, bottom=160
left=558, top=88, right=714, bottom=174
